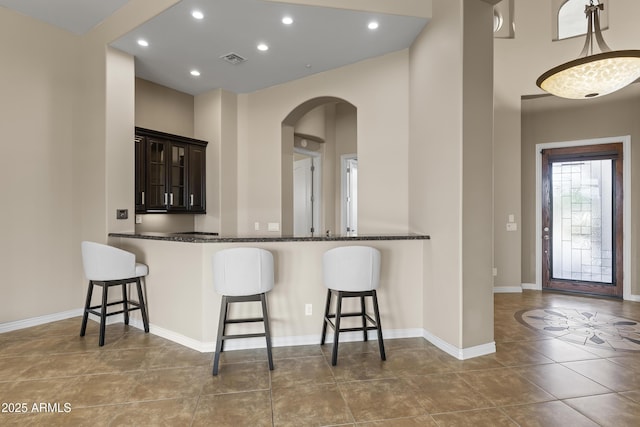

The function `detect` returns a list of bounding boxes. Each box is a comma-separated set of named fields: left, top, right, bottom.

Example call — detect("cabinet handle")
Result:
left=164, top=193, right=168, bottom=205
left=190, top=194, right=194, bottom=206
left=169, top=193, right=174, bottom=206
left=141, top=191, right=145, bottom=205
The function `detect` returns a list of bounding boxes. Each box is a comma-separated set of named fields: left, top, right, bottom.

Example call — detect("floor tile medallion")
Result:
left=516, top=308, right=640, bottom=351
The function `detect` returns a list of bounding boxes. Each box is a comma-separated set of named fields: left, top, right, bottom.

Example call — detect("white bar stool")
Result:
left=212, top=248, right=275, bottom=375
left=321, top=246, right=386, bottom=366
left=80, top=241, right=150, bottom=346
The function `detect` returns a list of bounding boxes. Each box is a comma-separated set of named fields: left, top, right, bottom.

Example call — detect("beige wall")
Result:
left=135, top=78, right=194, bottom=137
left=194, top=89, right=240, bottom=235
left=106, top=48, right=135, bottom=234
left=409, top=0, right=495, bottom=350
left=494, top=0, right=640, bottom=293
left=521, top=86, right=640, bottom=295
left=0, top=0, right=181, bottom=324
left=461, top=0, right=495, bottom=348
left=236, top=50, right=411, bottom=236
left=0, top=8, right=80, bottom=322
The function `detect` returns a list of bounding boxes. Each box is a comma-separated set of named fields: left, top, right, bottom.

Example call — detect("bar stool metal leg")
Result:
left=331, top=291, right=343, bottom=366
left=122, top=283, right=129, bottom=325
left=320, top=289, right=331, bottom=345
left=80, top=281, right=94, bottom=337
left=212, top=295, right=229, bottom=376
left=136, top=278, right=150, bottom=333
left=360, top=295, right=368, bottom=342
left=261, top=293, right=274, bottom=371
left=372, top=290, right=386, bottom=361
left=99, top=283, right=108, bottom=347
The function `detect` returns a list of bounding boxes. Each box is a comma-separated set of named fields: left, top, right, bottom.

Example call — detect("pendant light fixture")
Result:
left=536, top=0, right=640, bottom=99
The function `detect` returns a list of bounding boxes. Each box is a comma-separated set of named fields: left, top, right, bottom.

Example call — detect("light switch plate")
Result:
left=116, top=209, right=128, bottom=220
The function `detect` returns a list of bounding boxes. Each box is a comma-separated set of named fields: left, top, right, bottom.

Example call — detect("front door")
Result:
left=541, top=143, right=623, bottom=297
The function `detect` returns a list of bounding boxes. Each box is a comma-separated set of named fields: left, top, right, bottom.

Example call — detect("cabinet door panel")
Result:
left=188, top=145, right=206, bottom=212
left=135, top=136, right=146, bottom=212
left=146, top=138, right=168, bottom=210
left=169, top=143, right=188, bottom=211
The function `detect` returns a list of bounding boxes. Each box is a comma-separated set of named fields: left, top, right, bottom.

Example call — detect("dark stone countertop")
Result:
left=108, top=231, right=430, bottom=243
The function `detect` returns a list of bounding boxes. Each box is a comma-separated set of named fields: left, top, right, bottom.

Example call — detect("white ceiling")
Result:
left=0, top=0, right=130, bottom=35
left=0, top=0, right=428, bottom=95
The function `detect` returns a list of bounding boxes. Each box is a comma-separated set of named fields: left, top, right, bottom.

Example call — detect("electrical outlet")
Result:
left=135, top=215, right=143, bottom=224
left=493, top=267, right=498, bottom=277
left=305, top=304, right=312, bottom=316
left=116, top=209, right=128, bottom=220
left=254, top=222, right=260, bottom=231
left=268, top=222, right=280, bottom=232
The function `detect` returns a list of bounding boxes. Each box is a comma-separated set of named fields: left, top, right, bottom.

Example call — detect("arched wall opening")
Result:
left=281, top=96, right=357, bottom=236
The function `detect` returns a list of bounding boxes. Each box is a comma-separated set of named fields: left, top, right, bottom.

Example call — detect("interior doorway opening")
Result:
left=293, top=148, right=321, bottom=237
left=341, top=154, right=358, bottom=235
left=281, top=97, right=357, bottom=237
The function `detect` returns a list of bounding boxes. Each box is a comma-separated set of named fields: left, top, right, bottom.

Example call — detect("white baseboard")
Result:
left=522, top=282, right=540, bottom=290
left=147, top=326, right=426, bottom=353
left=625, top=294, right=640, bottom=302
left=493, top=286, right=523, bottom=293
left=0, top=309, right=83, bottom=333
left=422, top=329, right=496, bottom=360
left=1, top=311, right=495, bottom=361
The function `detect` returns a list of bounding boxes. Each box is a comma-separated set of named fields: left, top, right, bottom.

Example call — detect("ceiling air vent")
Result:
left=220, top=52, right=247, bottom=65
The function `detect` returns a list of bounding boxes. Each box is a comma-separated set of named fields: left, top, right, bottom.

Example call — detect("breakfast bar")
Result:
left=108, top=232, right=430, bottom=352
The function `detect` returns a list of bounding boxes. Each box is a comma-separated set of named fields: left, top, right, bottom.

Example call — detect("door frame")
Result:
left=340, top=153, right=357, bottom=235
left=293, top=147, right=322, bottom=236
left=535, top=135, right=632, bottom=299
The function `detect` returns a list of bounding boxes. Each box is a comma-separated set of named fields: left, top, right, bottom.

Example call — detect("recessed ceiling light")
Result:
left=190, top=70, right=201, bottom=77
left=257, top=43, right=269, bottom=51
left=368, top=21, right=379, bottom=30
left=137, top=39, right=149, bottom=47
left=282, top=16, right=293, bottom=25
left=192, top=10, right=204, bottom=20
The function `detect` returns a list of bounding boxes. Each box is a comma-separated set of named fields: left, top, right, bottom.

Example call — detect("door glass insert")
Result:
left=551, top=159, right=612, bottom=283
left=171, top=145, right=186, bottom=206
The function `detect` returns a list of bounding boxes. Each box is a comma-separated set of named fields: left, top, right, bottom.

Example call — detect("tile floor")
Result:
left=1, top=290, right=640, bottom=426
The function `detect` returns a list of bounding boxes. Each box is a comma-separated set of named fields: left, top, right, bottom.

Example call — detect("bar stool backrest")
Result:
left=81, top=241, right=142, bottom=281
left=213, top=248, right=274, bottom=296
left=323, top=246, right=381, bottom=292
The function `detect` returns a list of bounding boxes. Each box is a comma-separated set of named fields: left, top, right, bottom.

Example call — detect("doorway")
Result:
left=293, top=149, right=321, bottom=236
left=540, top=142, right=624, bottom=297
left=341, top=154, right=358, bottom=235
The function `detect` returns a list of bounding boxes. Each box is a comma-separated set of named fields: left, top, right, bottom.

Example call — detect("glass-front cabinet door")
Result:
left=188, top=145, right=206, bottom=212
left=169, top=143, right=188, bottom=211
left=146, top=137, right=169, bottom=211
left=135, top=136, right=146, bottom=212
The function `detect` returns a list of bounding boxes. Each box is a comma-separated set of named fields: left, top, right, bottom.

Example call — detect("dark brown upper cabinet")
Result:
left=135, top=127, right=207, bottom=214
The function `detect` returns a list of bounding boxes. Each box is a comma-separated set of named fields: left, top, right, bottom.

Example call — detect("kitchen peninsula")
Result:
left=108, top=232, right=430, bottom=352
